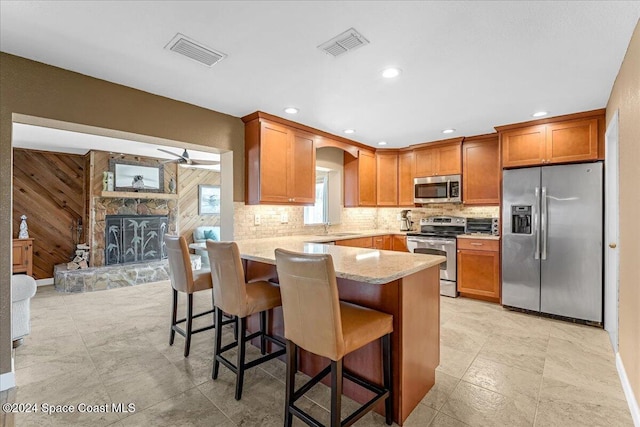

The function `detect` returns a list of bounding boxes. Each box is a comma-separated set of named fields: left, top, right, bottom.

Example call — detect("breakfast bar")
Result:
left=195, top=236, right=445, bottom=425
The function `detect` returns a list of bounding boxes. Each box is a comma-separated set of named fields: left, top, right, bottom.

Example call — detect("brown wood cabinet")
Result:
left=413, top=140, right=462, bottom=178
left=392, top=235, right=409, bottom=252
left=12, top=238, right=34, bottom=276
left=344, top=150, right=377, bottom=207
left=462, top=134, right=500, bottom=205
left=457, top=238, right=500, bottom=303
left=398, top=151, right=415, bottom=206
left=244, top=119, right=316, bottom=205
left=335, top=236, right=374, bottom=248
left=376, top=152, right=399, bottom=206
left=336, top=235, right=407, bottom=252
left=499, top=111, right=603, bottom=168
left=373, top=235, right=392, bottom=250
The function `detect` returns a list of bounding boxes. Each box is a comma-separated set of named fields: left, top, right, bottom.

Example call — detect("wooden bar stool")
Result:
left=206, top=240, right=286, bottom=400
left=275, top=248, right=393, bottom=427
left=164, top=235, right=217, bottom=357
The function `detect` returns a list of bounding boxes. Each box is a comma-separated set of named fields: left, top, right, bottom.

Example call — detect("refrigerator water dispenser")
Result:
left=511, top=206, right=532, bottom=234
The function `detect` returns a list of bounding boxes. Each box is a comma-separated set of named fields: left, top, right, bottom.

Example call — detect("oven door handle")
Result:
left=407, top=238, right=455, bottom=246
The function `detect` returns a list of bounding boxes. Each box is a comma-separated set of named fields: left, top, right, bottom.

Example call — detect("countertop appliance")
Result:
left=400, top=210, right=413, bottom=231
left=502, top=162, right=603, bottom=324
left=406, top=216, right=466, bottom=297
left=465, top=217, right=499, bottom=236
left=414, top=174, right=461, bottom=204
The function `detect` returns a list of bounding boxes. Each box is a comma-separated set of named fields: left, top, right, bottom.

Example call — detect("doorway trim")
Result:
left=604, top=109, right=620, bottom=352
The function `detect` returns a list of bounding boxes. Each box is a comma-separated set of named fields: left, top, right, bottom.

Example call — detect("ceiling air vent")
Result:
left=165, top=33, right=227, bottom=67
left=318, top=28, right=369, bottom=57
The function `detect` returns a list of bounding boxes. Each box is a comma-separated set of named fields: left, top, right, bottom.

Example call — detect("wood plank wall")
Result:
left=12, top=149, right=86, bottom=279
left=178, top=167, right=221, bottom=243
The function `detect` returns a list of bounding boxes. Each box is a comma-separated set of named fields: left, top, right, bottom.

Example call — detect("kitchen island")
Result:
left=192, top=236, right=445, bottom=425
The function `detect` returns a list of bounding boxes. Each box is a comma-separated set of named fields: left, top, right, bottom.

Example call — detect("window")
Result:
left=304, top=172, right=328, bottom=225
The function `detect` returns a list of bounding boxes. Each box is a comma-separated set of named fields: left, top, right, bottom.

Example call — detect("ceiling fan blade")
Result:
left=191, top=159, right=220, bottom=166
left=157, top=148, right=183, bottom=158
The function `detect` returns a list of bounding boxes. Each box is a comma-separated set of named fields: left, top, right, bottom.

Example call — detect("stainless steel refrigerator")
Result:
left=502, top=162, right=603, bottom=323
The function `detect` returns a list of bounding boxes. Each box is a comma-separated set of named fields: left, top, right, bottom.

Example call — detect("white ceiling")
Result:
left=12, top=123, right=220, bottom=168
left=1, top=1, right=639, bottom=149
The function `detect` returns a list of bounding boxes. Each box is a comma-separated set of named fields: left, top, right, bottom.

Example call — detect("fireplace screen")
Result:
left=105, top=215, right=168, bottom=265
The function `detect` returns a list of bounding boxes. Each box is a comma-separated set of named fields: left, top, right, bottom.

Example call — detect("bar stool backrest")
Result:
left=164, top=235, right=195, bottom=294
left=206, top=241, right=248, bottom=317
left=275, top=249, right=345, bottom=361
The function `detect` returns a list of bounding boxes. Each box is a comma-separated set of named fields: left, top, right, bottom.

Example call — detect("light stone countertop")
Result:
left=191, top=234, right=445, bottom=285
left=457, top=234, right=501, bottom=240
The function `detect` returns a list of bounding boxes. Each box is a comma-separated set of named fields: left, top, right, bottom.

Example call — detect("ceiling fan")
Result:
left=157, top=148, right=219, bottom=167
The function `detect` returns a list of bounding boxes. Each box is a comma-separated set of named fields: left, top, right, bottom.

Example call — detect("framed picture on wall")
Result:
left=199, top=185, right=220, bottom=215
left=109, top=159, right=164, bottom=193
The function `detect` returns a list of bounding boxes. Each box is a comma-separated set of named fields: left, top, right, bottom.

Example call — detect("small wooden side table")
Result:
left=12, top=238, right=34, bottom=276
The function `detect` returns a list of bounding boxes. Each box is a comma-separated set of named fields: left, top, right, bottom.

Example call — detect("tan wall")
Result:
left=0, top=53, right=244, bottom=376
left=606, top=21, right=640, bottom=407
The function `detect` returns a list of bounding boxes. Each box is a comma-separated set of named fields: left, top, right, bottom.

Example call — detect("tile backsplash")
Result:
left=232, top=202, right=499, bottom=240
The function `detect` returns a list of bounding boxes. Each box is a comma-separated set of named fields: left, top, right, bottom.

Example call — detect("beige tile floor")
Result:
left=0, top=282, right=633, bottom=427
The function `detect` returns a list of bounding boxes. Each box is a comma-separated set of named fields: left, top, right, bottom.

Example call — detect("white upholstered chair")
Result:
left=11, top=274, right=37, bottom=347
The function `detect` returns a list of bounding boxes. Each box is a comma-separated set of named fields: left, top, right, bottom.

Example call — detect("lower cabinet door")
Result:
left=457, top=249, right=500, bottom=302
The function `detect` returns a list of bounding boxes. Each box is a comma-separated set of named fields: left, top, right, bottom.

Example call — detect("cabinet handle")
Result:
left=470, top=243, right=483, bottom=246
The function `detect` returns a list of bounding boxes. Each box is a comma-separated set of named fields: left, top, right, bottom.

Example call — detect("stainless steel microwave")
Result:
left=414, top=174, right=461, bottom=204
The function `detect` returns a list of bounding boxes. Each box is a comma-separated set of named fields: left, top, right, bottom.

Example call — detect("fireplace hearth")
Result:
left=105, top=214, right=168, bottom=265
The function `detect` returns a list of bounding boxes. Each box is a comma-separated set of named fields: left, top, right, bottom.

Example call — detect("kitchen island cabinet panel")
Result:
left=244, top=258, right=440, bottom=425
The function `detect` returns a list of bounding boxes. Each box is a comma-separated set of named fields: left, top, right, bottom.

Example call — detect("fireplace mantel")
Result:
left=101, top=191, right=178, bottom=200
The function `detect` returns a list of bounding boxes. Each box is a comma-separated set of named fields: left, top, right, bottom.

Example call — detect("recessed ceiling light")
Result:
left=378, top=141, right=387, bottom=146
left=382, top=68, right=401, bottom=78
left=344, top=129, right=356, bottom=134
left=284, top=107, right=299, bottom=114
left=532, top=111, right=548, bottom=117
left=442, top=129, right=456, bottom=134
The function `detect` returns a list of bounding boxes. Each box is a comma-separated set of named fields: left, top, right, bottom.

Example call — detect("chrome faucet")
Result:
left=323, top=222, right=331, bottom=235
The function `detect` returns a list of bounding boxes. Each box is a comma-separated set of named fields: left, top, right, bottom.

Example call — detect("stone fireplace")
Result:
left=92, top=197, right=177, bottom=267
left=105, top=214, right=168, bottom=265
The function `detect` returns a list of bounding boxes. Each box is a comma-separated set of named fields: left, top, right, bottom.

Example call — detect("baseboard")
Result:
left=36, top=278, right=53, bottom=287
left=617, top=352, right=640, bottom=426
left=0, top=370, right=15, bottom=391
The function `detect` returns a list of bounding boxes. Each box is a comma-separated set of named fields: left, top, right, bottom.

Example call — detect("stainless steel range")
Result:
left=406, top=216, right=466, bottom=297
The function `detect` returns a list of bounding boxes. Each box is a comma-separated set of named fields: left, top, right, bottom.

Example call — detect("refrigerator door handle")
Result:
left=541, top=186, right=548, bottom=260
left=534, top=186, right=540, bottom=260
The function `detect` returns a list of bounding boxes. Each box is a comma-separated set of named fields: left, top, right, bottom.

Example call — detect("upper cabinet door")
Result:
left=376, top=152, right=398, bottom=206
left=435, top=144, right=462, bottom=175
left=501, top=125, right=546, bottom=168
left=244, top=117, right=316, bottom=205
left=358, top=150, right=377, bottom=206
left=259, top=122, right=291, bottom=203
left=414, top=147, right=436, bottom=177
left=463, top=136, right=500, bottom=205
left=289, top=130, right=316, bottom=204
left=546, top=118, right=598, bottom=164
left=398, top=151, right=415, bottom=206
